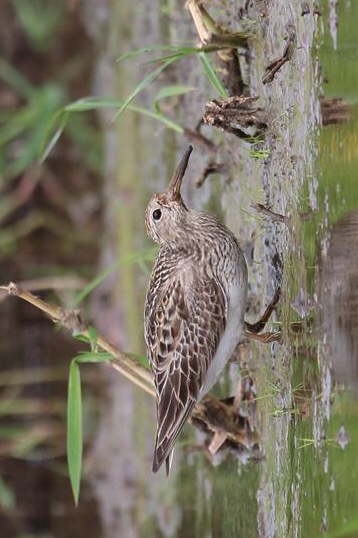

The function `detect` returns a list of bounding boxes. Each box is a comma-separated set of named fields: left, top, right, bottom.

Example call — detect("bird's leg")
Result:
left=244, top=330, right=281, bottom=343
left=244, top=287, right=281, bottom=343
left=186, top=0, right=251, bottom=48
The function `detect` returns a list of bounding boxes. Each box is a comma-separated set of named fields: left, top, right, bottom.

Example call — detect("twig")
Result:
left=0, top=282, right=155, bottom=397
left=252, top=203, right=314, bottom=224
left=195, top=161, right=228, bottom=188
left=251, top=202, right=290, bottom=224
left=0, top=276, right=88, bottom=298
left=244, top=330, right=281, bottom=343
left=263, top=30, right=296, bottom=85
left=0, top=282, right=264, bottom=457
left=184, top=127, right=216, bottom=152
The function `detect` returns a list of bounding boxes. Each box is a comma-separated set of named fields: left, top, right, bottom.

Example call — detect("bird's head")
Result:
left=145, top=145, right=193, bottom=246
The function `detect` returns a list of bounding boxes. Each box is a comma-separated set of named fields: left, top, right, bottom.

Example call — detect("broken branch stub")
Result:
left=203, top=96, right=267, bottom=139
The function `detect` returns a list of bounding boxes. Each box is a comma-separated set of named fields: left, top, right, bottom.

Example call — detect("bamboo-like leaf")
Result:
left=143, top=51, right=196, bottom=65
left=154, top=85, right=196, bottom=113
left=65, top=97, right=122, bottom=112
left=118, top=44, right=218, bottom=65
left=155, top=84, right=196, bottom=101
left=66, top=98, right=183, bottom=132
left=39, top=109, right=69, bottom=162
left=72, top=352, right=112, bottom=363
left=113, top=56, right=181, bottom=119
left=198, top=51, right=228, bottom=98
left=88, top=326, right=98, bottom=352
left=117, top=44, right=197, bottom=62
left=67, top=360, right=82, bottom=505
left=129, top=104, right=183, bottom=133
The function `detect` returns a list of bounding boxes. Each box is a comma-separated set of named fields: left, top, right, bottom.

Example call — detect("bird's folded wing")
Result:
left=145, top=271, right=226, bottom=472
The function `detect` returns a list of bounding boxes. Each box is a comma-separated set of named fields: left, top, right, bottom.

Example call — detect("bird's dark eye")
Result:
left=152, top=209, right=162, bottom=221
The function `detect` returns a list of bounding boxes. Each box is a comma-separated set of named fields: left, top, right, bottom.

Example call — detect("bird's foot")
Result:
left=244, top=330, right=281, bottom=343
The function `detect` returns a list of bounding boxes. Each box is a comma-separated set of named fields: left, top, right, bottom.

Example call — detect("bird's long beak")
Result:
left=167, top=145, right=193, bottom=198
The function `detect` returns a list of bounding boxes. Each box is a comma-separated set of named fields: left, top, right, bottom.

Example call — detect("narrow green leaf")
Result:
left=113, top=56, right=181, bottom=119
left=73, top=352, right=112, bottom=363
left=155, top=84, right=196, bottom=101
left=67, top=360, right=82, bottom=505
left=65, top=97, right=122, bottom=112
left=65, top=98, right=183, bottom=133
left=117, top=44, right=196, bottom=62
left=88, top=326, right=98, bottom=352
left=198, top=51, right=228, bottom=98
left=120, top=45, right=217, bottom=65
left=129, top=104, right=183, bottom=133
left=143, top=50, right=196, bottom=65
left=154, top=85, right=196, bottom=113
left=73, top=334, right=92, bottom=344
left=39, top=110, right=69, bottom=162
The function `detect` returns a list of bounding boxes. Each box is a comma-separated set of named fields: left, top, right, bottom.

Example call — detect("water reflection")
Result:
left=320, top=211, right=358, bottom=395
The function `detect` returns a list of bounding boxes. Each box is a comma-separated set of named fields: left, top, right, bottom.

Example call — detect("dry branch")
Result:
left=0, top=282, right=155, bottom=397
left=1, top=280, right=261, bottom=460
left=263, top=29, right=296, bottom=85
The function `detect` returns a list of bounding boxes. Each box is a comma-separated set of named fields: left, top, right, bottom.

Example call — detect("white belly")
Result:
left=199, top=276, right=247, bottom=399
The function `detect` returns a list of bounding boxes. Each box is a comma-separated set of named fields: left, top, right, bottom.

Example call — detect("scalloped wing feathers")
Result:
left=145, top=254, right=226, bottom=473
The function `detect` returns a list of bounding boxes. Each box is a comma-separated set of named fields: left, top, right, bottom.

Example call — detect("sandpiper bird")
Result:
left=144, top=145, right=248, bottom=474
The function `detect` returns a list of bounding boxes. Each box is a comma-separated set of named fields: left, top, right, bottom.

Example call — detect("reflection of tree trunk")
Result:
left=320, top=211, right=358, bottom=394
left=320, top=97, right=351, bottom=126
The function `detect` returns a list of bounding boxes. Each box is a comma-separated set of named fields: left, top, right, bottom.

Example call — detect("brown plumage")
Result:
left=144, top=146, right=248, bottom=474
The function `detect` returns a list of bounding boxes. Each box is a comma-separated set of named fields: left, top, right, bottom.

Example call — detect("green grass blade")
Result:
left=65, top=97, right=183, bottom=132
left=39, top=110, right=69, bottom=162
left=117, top=44, right=196, bottom=62
left=129, top=104, right=183, bottom=133
left=67, top=360, right=82, bottom=505
left=154, top=84, right=196, bottom=113
left=198, top=51, right=228, bottom=98
left=143, top=50, right=196, bottom=65
left=154, top=84, right=196, bottom=101
left=113, top=56, right=181, bottom=119
left=65, top=97, right=122, bottom=112
left=65, top=97, right=183, bottom=131
left=119, top=45, right=218, bottom=65
left=72, top=352, right=112, bottom=363
left=88, top=326, right=98, bottom=352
